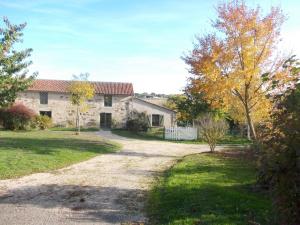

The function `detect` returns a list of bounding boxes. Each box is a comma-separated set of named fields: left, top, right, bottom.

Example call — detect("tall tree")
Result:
left=165, top=90, right=209, bottom=126
left=69, top=73, right=94, bottom=134
left=183, top=1, right=290, bottom=140
left=0, top=17, right=36, bottom=107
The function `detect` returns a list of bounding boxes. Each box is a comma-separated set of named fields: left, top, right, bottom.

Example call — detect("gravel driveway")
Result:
left=0, top=131, right=216, bottom=225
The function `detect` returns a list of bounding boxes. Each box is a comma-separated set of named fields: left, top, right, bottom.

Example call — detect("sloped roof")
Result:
left=28, top=79, right=134, bottom=95
left=133, top=97, right=176, bottom=113
left=121, top=96, right=176, bottom=113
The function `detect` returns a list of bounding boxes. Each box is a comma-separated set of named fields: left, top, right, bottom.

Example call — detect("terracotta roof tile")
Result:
left=28, top=79, right=134, bottom=96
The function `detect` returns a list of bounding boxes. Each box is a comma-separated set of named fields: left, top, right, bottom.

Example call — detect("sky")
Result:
left=1, top=0, right=300, bottom=94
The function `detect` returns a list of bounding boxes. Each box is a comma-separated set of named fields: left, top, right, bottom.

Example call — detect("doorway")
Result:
left=100, top=113, right=112, bottom=129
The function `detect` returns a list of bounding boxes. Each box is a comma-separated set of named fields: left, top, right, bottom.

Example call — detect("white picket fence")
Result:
left=165, top=127, right=198, bottom=140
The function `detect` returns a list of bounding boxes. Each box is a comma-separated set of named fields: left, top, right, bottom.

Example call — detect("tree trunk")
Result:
left=233, top=88, right=257, bottom=141
left=245, top=107, right=257, bottom=141
left=76, top=106, right=80, bottom=134
left=247, top=124, right=251, bottom=140
left=78, top=113, right=81, bottom=133
left=209, top=142, right=216, bottom=152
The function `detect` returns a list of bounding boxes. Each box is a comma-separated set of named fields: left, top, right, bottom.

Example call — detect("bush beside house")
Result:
left=0, top=104, right=36, bottom=130
left=126, top=110, right=149, bottom=132
left=0, top=103, right=52, bottom=131
left=32, top=115, right=53, bottom=130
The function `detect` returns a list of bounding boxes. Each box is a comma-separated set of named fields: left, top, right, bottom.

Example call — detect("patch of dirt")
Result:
left=215, top=148, right=256, bottom=161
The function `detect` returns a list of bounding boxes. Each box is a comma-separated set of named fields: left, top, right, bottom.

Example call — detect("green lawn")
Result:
left=147, top=151, right=272, bottom=225
left=112, top=128, right=165, bottom=141
left=112, top=129, right=251, bottom=145
left=0, top=130, right=120, bottom=179
left=50, top=127, right=100, bottom=132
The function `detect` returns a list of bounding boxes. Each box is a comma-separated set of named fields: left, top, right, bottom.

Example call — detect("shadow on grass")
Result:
left=148, top=184, right=272, bottom=225
left=0, top=136, right=118, bottom=155
left=147, top=152, right=273, bottom=225
left=50, top=127, right=100, bottom=132
left=169, top=151, right=257, bottom=182
left=0, top=184, right=146, bottom=224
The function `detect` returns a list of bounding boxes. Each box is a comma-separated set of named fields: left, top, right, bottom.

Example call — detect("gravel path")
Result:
left=0, top=131, right=216, bottom=225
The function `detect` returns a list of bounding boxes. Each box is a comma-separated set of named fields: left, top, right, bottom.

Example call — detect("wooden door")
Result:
left=100, top=113, right=112, bottom=129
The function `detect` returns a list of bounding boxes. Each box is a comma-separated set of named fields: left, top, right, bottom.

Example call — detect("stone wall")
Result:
left=17, top=92, right=176, bottom=128
left=17, top=91, right=131, bottom=128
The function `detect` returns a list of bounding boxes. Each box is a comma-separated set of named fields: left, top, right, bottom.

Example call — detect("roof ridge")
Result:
left=29, top=79, right=134, bottom=95
left=34, top=79, right=132, bottom=84
left=133, top=97, right=176, bottom=112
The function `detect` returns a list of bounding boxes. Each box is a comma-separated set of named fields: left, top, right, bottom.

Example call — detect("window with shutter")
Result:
left=147, top=115, right=151, bottom=126
left=159, top=115, right=164, bottom=126
left=152, top=114, right=164, bottom=127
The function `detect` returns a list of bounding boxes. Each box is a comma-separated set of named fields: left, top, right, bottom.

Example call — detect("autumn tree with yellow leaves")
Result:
left=69, top=73, right=94, bottom=134
left=183, top=1, right=289, bottom=140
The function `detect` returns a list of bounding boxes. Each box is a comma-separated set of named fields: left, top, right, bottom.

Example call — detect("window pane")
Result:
left=152, top=114, right=160, bottom=127
left=40, top=92, right=48, bottom=104
left=40, top=111, right=51, bottom=118
left=104, top=95, right=112, bottom=107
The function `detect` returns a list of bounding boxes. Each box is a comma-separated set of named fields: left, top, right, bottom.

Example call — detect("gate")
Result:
left=165, top=127, right=198, bottom=140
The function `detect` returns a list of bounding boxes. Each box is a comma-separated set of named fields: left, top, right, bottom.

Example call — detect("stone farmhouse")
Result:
left=16, top=79, right=176, bottom=129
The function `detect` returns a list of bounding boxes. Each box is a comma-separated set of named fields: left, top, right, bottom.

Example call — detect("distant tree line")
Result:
left=135, top=92, right=170, bottom=99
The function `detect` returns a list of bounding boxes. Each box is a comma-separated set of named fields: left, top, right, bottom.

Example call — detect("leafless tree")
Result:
left=197, top=114, right=228, bottom=152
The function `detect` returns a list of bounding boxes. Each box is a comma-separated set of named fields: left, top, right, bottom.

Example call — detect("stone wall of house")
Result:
left=17, top=92, right=131, bottom=128
left=17, top=92, right=176, bottom=128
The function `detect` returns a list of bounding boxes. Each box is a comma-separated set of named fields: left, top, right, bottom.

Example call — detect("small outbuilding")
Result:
left=124, top=97, right=176, bottom=128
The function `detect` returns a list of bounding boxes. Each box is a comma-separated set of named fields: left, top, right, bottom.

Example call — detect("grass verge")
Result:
left=112, top=128, right=164, bottom=141
left=147, top=150, right=272, bottom=225
left=0, top=130, right=120, bottom=179
left=50, top=127, right=100, bottom=132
